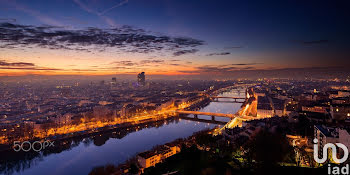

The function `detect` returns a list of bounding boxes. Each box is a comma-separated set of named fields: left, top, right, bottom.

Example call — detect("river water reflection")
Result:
left=3, top=88, right=244, bottom=175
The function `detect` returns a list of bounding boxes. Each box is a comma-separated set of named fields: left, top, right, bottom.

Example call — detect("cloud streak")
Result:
left=177, top=63, right=260, bottom=74
left=73, top=0, right=95, bottom=14
left=73, top=0, right=118, bottom=27
left=98, top=0, right=129, bottom=16
left=225, top=46, right=243, bottom=49
left=0, top=60, right=34, bottom=67
left=230, top=63, right=262, bottom=66
left=112, top=59, right=165, bottom=67
left=0, top=67, right=61, bottom=70
left=0, top=22, right=204, bottom=55
left=73, top=0, right=130, bottom=27
left=206, top=52, right=230, bottom=56
left=196, top=65, right=238, bottom=72
left=140, top=59, right=164, bottom=64
left=4, top=1, right=62, bottom=26
left=0, top=60, right=61, bottom=70
left=173, top=49, right=199, bottom=56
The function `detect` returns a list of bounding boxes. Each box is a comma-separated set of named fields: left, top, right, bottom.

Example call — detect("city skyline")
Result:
left=0, top=0, right=349, bottom=77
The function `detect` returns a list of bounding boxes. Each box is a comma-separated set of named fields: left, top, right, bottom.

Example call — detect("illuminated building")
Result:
left=301, top=106, right=328, bottom=114
left=111, top=77, right=117, bottom=85
left=138, top=151, right=161, bottom=169
left=314, top=125, right=338, bottom=162
left=53, top=113, right=72, bottom=126
left=329, top=90, right=350, bottom=99
left=330, top=104, right=350, bottom=121
left=121, top=104, right=137, bottom=117
left=257, top=96, right=274, bottom=118
left=137, top=144, right=180, bottom=169
left=137, top=72, right=146, bottom=86
left=332, top=97, right=350, bottom=104
left=314, top=125, right=350, bottom=163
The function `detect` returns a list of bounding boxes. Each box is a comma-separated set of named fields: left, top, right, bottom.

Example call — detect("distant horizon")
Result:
left=0, top=66, right=349, bottom=81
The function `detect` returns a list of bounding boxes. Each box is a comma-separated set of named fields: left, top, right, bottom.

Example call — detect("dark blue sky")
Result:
left=0, top=0, right=349, bottom=76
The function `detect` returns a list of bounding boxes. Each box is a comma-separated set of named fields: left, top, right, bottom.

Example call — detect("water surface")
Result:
left=6, top=88, right=244, bottom=175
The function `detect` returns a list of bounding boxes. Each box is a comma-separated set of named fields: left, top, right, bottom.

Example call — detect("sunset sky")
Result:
left=0, top=0, right=349, bottom=76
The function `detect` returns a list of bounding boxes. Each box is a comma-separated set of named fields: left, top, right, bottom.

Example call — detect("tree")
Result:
left=244, top=129, right=295, bottom=172
left=88, top=164, right=117, bottom=175
left=129, top=163, right=139, bottom=174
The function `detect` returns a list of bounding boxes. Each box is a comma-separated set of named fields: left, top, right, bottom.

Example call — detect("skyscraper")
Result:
left=111, top=77, right=117, bottom=85
left=137, top=72, right=145, bottom=86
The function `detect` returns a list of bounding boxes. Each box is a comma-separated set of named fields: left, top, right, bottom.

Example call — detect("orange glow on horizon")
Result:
left=0, top=70, right=201, bottom=76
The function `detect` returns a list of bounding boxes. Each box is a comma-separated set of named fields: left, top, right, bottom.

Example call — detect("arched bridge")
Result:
left=176, top=110, right=239, bottom=118
left=175, top=110, right=257, bottom=121
left=210, top=96, right=245, bottom=100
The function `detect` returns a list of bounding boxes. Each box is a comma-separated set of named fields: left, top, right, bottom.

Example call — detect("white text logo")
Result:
left=313, top=138, right=349, bottom=164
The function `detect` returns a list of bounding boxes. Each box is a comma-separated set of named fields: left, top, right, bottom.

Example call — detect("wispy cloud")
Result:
left=73, top=0, right=95, bottom=14
left=206, top=52, right=230, bottom=56
left=0, top=60, right=60, bottom=70
left=177, top=63, right=261, bottom=74
left=225, top=46, right=243, bottom=49
left=0, top=67, right=61, bottom=70
left=100, top=15, right=118, bottom=27
left=196, top=65, right=238, bottom=72
left=3, top=1, right=62, bottom=26
left=230, top=63, right=262, bottom=66
left=73, top=0, right=129, bottom=27
left=112, top=61, right=137, bottom=66
left=173, top=49, right=198, bottom=56
left=112, top=59, right=165, bottom=67
left=0, top=60, right=34, bottom=67
left=98, top=0, right=129, bottom=16
left=71, top=69, right=98, bottom=71
left=0, top=22, right=204, bottom=55
left=73, top=0, right=116, bottom=26
left=140, top=59, right=164, bottom=64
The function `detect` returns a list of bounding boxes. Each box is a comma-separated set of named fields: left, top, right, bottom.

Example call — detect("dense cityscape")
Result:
left=0, top=75, right=236, bottom=145
left=1, top=75, right=350, bottom=174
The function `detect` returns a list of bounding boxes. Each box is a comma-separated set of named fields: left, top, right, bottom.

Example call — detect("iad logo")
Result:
left=313, top=139, right=348, bottom=164
left=313, top=139, right=349, bottom=175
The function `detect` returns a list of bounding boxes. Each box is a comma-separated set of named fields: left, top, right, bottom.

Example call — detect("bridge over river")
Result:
left=210, top=96, right=245, bottom=103
left=175, top=110, right=258, bottom=121
left=176, top=110, right=238, bottom=118
left=210, top=96, right=245, bottom=100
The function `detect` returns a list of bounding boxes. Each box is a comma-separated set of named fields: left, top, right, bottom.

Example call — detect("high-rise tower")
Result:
left=137, top=72, right=145, bottom=86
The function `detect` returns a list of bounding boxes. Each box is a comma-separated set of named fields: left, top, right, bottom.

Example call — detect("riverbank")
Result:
left=0, top=87, right=245, bottom=175
left=88, top=88, right=249, bottom=174
left=0, top=98, right=217, bottom=175
left=0, top=97, right=212, bottom=151
left=88, top=128, right=218, bottom=175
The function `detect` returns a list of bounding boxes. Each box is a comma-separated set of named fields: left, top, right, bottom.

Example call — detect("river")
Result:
left=1, top=88, right=245, bottom=175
